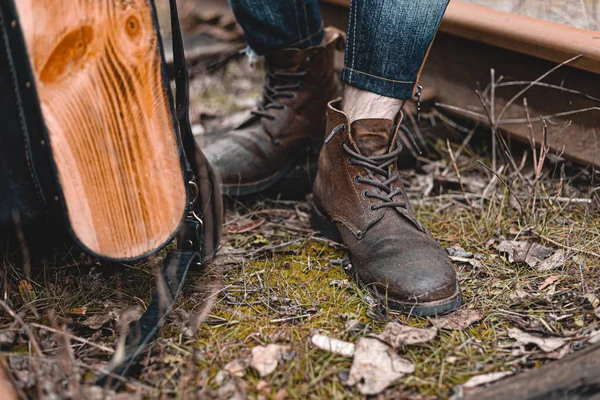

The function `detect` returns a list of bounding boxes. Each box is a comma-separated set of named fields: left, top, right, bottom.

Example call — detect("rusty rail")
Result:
left=319, top=0, right=600, bottom=167
left=322, top=0, right=600, bottom=75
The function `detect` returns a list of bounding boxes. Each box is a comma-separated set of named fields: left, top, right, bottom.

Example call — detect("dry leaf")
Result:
left=509, top=289, right=534, bottom=303
left=225, top=217, right=266, bottom=234
left=373, top=322, right=437, bottom=348
left=69, top=307, right=88, bottom=316
left=256, top=380, right=271, bottom=395
left=224, top=360, right=247, bottom=378
left=0, top=330, right=16, bottom=346
left=538, top=275, right=560, bottom=291
left=446, top=246, right=473, bottom=259
left=529, top=344, right=571, bottom=360
left=214, top=370, right=228, bottom=385
left=445, top=356, right=458, bottom=364
left=329, top=279, right=351, bottom=288
left=586, top=293, right=600, bottom=309
left=588, top=330, right=600, bottom=344
left=508, top=328, right=569, bottom=352
left=498, top=240, right=554, bottom=268
left=430, top=309, right=483, bottom=330
left=80, top=311, right=116, bottom=330
left=347, top=337, right=415, bottom=395
left=250, top=344, right=290, bottom=377
left=311, top=334, right=355, bottom=357
left=537, top=251, right=565, bottom=271
left=461, top=371, right=513, bottom=388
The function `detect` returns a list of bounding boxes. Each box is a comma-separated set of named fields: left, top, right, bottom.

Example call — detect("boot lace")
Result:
left=343, top=142, right=407, bottom=210
left=251, top=69, right=307, bottom=120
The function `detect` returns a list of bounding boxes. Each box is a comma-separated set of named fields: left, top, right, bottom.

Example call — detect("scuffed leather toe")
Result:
left=344, top=212, right=458, bottom=304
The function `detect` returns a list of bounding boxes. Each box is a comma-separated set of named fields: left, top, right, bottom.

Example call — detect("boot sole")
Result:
left=311, top=203, right=462, bottom=317
left=221, top=141, right=322, bottom=197
left=221, top=164, right=293, bottom=196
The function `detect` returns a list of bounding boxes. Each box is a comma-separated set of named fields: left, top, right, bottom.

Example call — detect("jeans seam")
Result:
left=302, top=2, right=310, bottom=40
left=293, top=0, right=303, bottom=47
left=343, top=67, right=414, bottom=84
left=344, top=1, right=350, bottom=73
left=287, top=24, right=323, bottom=48
left=350, top=0, right=358, bottom=83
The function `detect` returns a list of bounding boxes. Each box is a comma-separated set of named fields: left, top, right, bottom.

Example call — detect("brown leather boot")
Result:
left=312, top=100, right=461, bottom=316
left=201, top=27, right=345, bottom=195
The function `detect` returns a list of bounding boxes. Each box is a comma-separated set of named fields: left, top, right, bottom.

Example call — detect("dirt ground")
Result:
left=2, top=2, right=600, bottom=399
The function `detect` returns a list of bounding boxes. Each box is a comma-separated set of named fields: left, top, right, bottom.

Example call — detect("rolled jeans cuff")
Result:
left=286, top=25, right=324, bottom=50
left=340, top=67, right=415, bottom=99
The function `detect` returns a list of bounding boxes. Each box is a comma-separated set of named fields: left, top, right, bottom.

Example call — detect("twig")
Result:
left=0, top=300, right=45, bottom=399
left=231, top=238, right=304, bottom=256
left=434, top=103, right=487, bottom=120
left=524, top=98, right=538, bottom=171
left=497, top=107, right=600, bottom=124
left=494, top=54, right=583, bottom=130
left=490, top=68, right=497, bottom=171
left=270, top=313, right=313, bottom=323
left=475, top=90, right=524, bottom=183
left=29, top=323, right=115, bottom=354
left=535, top=232, right=600, bottom=259
left=431, top=109, right=471, bottom=133
left=495, top=81, right=600, bottom=103
left=477, top=161, right=524, bottom=212
left=48, top=311, right=82, bottom=400
left=441, top=127, right=477, bottom=176
left=446, top=139, right=474, bottom=210
left=0, top=300, right=42, bottom=357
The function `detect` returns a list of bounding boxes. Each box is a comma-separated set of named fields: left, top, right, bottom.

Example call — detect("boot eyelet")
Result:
left=355, top=175, right=361, bottom=183
left=273, top=139, right=281, bottom=145
left=356, top=230, right=363, bottom=237
left=369, top=205, right=375, bottom=212
left=362, top=190, right=369, bottom=198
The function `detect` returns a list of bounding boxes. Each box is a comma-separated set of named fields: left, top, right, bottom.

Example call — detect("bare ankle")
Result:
left=342, top=85, right=405, bottom=123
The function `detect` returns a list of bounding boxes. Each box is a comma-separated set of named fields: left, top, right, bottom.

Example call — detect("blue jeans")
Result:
left=228, top=0, right=450, bottom=99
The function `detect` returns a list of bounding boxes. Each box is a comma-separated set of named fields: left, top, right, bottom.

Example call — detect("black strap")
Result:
left=100, top=250, right=200, bottom=382
left=99, top=1, right=206, bottom=384
left=168, top=0, right=198, bottom=175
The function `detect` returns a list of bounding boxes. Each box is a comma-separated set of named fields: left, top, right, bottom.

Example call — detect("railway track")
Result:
left=319, top=0, right=600, bottom=168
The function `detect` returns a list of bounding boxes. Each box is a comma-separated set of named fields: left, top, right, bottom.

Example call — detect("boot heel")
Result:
left=311, top=203, right=342, bottom=243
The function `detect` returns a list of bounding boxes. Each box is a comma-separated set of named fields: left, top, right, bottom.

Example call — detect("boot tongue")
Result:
left=350, top=119, right=394, bottom=157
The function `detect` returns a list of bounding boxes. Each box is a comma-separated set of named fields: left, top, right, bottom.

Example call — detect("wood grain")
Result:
left=15, top=0, right=187, bottom=259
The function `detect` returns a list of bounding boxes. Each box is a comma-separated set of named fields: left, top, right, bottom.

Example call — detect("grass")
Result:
left=2, top=151, right=599, bottom=398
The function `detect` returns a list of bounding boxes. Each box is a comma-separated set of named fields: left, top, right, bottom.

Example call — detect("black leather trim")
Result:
left=99, top=249, right=202, bottom=382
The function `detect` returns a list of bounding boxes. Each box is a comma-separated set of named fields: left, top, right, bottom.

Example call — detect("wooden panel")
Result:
left=462, top=342, right=600, bottom=399
left=15, top=0, right=187, bottom=259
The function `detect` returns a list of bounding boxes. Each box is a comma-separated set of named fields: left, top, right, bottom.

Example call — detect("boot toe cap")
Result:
left=360, top=257, right=458, bottom=304
left=351, top=233, right=459, bottom=306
